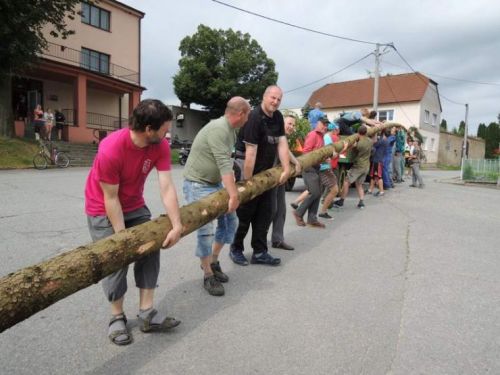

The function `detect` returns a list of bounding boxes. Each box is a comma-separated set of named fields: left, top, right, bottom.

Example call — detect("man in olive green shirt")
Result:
left=336, top=125, right=372, bottom=209
left=183, top=97, right=250, bottom=296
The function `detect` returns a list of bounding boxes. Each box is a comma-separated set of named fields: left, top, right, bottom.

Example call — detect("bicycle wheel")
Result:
left=55, top=152, right=70, bottom=168
left=33, top=153, right=48, bottom=170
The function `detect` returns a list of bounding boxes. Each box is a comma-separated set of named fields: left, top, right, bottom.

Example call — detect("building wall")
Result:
left=438, top=132, right=485, bottom=166
left=43, top=1, right=141, bottom=73
left=419, top=85, right=441, bottom=134
left=169, top=106, right=210, bottom=143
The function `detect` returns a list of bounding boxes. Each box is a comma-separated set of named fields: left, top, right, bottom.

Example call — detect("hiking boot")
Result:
left=318, top=212, right=334, bottom=220
left=292, top=211, right=306, bottom=226
left=204, top=275, right=225, bottom=296
left=332, top=199, right=344, bottom=208
left=307, top=221, right=326, bottom=229
left=211, top=261, right=229, bottom=283
left=250, top=252, right=281, bottom=266
left=357, top=200, right=365, bottom=209
left=229, top=250, right=249, bottom=266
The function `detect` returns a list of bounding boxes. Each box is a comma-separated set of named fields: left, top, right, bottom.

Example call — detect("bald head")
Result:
left=262, top=85, right=283, bottom=116
left=225, top=96, right=251, bottom=128
left=226, top=96, right=250, bottom=115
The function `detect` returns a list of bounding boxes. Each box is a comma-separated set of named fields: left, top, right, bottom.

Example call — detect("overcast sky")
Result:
left=124, top=0, right=500, bottom=134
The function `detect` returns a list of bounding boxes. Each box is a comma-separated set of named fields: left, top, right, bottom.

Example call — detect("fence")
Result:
left=461, top=159, right=500, bottom=183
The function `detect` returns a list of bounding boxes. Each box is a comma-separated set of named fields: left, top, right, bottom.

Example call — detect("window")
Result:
left=80, top=48, right=110, bottom=75
left=424, top=110, right=430, bottom=123
left=81, top=2, right=110, bottom=31
left=378, top=109, right=394, bottom=122
left=432, top=113, right=437, bottom=126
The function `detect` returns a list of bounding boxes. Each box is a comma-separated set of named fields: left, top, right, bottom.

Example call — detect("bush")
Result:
left=462, top=163, right=473, bottom=180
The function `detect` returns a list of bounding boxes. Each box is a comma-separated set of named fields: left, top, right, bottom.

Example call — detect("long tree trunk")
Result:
left=0, top=123, right=402, bottom=332
left=0, top=74, right=15, bottom=138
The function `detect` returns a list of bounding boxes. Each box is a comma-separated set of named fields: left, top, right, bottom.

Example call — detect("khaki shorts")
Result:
left=347, top=166, right=368, bottom=184
left=319, top=169, right=338, bottom=189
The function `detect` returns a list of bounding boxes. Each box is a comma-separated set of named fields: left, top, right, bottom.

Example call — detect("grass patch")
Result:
left=0, top=137, right=39, bottom=169
left=437, top=164, right=461, bottom=171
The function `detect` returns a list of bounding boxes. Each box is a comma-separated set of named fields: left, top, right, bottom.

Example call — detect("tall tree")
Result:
left=458, top=120, right=466, bottom=136
left=484, top=122, right=500, bottom=158
left=173, top=25, right=278, bottom=117
left=0, top=0, right=79, bottom=137
left=439, top=118, right=448, bottom=132
left=477, top=123, right=486, bottom=139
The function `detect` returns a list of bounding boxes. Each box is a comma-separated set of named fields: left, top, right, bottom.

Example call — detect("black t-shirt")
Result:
left=235, top=106, right=285, bottom=174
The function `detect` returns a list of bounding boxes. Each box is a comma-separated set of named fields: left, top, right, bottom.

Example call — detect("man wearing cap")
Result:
left=317, top=122, right=347, bottom=219
left=308, top=102, right=325, bottom=130
left=292, top=116, right=329, bottom=228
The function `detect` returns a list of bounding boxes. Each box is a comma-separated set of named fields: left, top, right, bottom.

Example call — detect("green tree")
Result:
left=458, top=121, right=466, bottom=136
left=439, top=118, right=447, bottom=132
left=477, top=123, right=486, bottom=139
left=484, top=122, right=500, bottom=158
left=173, top=25, right=278, bottom=117
left=0, top=0, right=80, bottom=137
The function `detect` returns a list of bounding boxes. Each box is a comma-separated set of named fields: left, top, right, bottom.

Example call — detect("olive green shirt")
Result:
left=351, top=136, right=372, bottom=170
left=183, top=116, right=236, bottom=185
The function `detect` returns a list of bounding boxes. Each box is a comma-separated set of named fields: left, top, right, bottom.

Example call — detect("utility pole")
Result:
left=460, top=103, right=469, bottom=179
left=372, top=43, right=380, bottom=113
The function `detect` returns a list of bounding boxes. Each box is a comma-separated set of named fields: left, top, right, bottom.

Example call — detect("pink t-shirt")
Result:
left=85, top=128, right=171, bottom=216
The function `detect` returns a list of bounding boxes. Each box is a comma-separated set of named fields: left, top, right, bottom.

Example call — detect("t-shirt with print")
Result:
left=235, top=106, right=285, bottom=175
left=85, top=128, right=171, bottom=216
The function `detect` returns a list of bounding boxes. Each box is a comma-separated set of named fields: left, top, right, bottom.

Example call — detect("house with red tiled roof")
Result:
left=13, top=0, right=145, bottom=143
left=306, top=72, right=442, bottom=164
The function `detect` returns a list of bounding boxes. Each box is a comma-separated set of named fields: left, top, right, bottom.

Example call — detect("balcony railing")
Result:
left=41, top=42, right=140, bottom=85
left=62, top=109, right=128, bottom=131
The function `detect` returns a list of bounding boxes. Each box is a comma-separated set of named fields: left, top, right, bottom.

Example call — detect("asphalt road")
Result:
left=0, top=166, right=498, bottom=375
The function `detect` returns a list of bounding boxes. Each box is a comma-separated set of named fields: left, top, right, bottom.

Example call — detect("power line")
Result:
left=383, top=75, right=417, bottom=127
left=389, top=45, right=466, bottom=106
left=284, top=52, right=374, bottom=94
left=211, top=0, right=387, bottom=46
left=382, top=60, right=500, bottom=87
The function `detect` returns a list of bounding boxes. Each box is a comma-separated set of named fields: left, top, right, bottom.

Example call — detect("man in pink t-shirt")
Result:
left=85, top=99, right=182, bottom=346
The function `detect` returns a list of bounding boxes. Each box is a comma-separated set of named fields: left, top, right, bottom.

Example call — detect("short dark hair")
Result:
left=368, top=110, right=377, bottom=119
left=130, top=99, right=173, bottom=132
left=358, top=125, right=368, bottom=135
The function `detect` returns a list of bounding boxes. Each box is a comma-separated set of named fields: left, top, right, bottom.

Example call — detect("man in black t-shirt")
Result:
left=230, top=86, right=291, bottom=266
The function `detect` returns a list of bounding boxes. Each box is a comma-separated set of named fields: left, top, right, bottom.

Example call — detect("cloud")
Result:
left=125, top=0, right=500, bottom=134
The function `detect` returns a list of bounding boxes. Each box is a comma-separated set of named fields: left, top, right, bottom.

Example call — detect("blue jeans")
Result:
left=183, top=179, right=239, bottom=258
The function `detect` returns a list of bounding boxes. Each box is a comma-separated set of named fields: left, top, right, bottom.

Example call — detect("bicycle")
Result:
left=33, top=140, right=70, bottom=170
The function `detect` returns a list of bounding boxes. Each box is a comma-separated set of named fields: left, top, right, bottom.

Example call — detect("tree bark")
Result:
left=0, top=123, right=402, bottom=332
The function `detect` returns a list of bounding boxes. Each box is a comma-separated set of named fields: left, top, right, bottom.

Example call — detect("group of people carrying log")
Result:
left=84, top=86, right=422, bottom=346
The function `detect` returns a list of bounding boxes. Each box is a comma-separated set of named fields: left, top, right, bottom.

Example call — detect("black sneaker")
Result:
left=204, top=275, right=225, bottom=296
left=318, top=212, right=334, bottom=220
left=357, top=200, right=365, bottom=209
left=211, top=261, right=229, bottom=283
left=229, top=250, right=249, bottom=266
left=332, top=199, right=344, bottom=208
left=250, top=252, right=281, bottom=266
left=290, top=202, right=299, bottom=210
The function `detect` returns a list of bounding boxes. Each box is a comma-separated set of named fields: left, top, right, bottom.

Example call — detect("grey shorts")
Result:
left=347, top=167, right=368, bottom=184
left=87, top=206, right=159, bottom=302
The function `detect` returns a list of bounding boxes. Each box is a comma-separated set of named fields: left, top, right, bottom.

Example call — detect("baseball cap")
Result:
left=327, top=122, right=339, bottom=131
